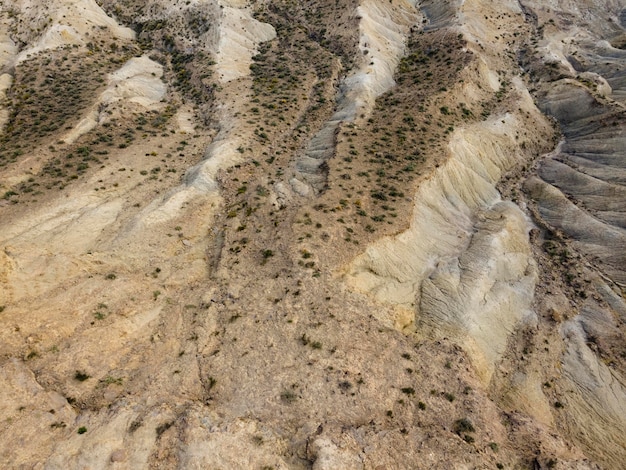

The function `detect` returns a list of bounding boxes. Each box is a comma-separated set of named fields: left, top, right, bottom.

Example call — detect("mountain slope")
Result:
left=0, top=0, right=625, bottom=468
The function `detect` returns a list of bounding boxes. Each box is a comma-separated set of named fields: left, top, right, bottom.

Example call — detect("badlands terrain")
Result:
left=0, top=0, right=625, bottom=468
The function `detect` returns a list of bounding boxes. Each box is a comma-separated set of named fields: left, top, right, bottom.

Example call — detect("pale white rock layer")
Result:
left=215, top=3, right=276, bottom=83
left=345, top=87, right=548, bottom=379
left=0, top=14, right=17, bottom=131
left=0, top=0, right=135, bottom=133
left=560, top=309, right=626, bottom=465
left=136, top=102, right=237, bottom=227
left=135, top=1, right=276, bottom=226
left=63, top=55, right=167, bottom=144
left=345, top=0, right=419, bottom=117
left=12, top=0, right=135, bottom=63
left=346, top=110, right=532, bottom=306
left=294, top=0, right=420, bottom=192
left=420, top=201, right=538, bottom=381
left=341, top=0, right=557, bottom=382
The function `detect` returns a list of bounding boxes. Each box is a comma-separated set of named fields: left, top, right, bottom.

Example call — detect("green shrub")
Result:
left=74, top=371, right=90, bottom=382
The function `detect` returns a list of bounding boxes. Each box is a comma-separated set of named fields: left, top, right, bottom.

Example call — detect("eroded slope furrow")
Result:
left=0, top=0, right=625, bottom=468
left=293, top=0, right=420, bottom=194
left=518, top=2, right=626, bottom=466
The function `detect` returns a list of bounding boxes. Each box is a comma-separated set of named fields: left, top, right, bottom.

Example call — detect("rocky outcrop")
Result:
left=520, top=11, right=626, bottom=464
left=1, top=0, right=625, bottom=468
left=419, top=0, right=462, bottom=30
left=62, top=56, right=168, bottom=144
left=346, top=102, right=551, bottom=380
left=294, top=0, right=420, bottom=193
left=125, top=1, right=276, bottom=227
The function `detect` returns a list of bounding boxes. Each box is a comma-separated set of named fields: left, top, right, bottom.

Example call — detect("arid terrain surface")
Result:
left=0, top=0, right=625, bottom=468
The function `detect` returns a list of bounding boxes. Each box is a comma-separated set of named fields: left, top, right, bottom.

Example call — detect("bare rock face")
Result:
left=518, top=9, right=626, bottom=463
left=294, top=0, right=420, bottom=194
left=0, top=0, right=625, bottom=468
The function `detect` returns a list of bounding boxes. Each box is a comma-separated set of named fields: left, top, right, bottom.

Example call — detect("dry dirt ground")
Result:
left=0, top=0, right=625, bottom=468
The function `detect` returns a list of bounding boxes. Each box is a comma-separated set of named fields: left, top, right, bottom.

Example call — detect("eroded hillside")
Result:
left=0, top=0, right=625, bottom=468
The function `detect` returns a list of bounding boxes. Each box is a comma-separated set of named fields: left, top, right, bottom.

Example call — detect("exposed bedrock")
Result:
left=130, top=1, right=276, bottom=227
left=214, top=2, right=278, bottom=83
left=418, top=0, right=463, bottom=30
left=2, top=0, right=626, bottom=467
left=519, top=2, right=626, bottom=465
left=0, top=14, right=16, bottom=131
left=345, top=97, right=553, bottom=380
left=570, top=41, right=626, bottom=102
left=557, top=282, right=626, bottom=468
left=293, top=0, right=420, bottom=193
left=521, top=0, right=625, bottom=37
left=529, top=81, right=626, bottom=286
left=539, top=159, right=626, bottom=227
left=418, top=201, right=538, bottom=381
left=9, top=0, right=135, bottom=62
left=62, top=55, right=168, bottom=145
left=0, top=0, right=136, bottom=132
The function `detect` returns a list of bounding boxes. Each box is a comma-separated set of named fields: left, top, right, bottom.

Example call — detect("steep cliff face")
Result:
left=0, top=0, right=624, bottom=468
